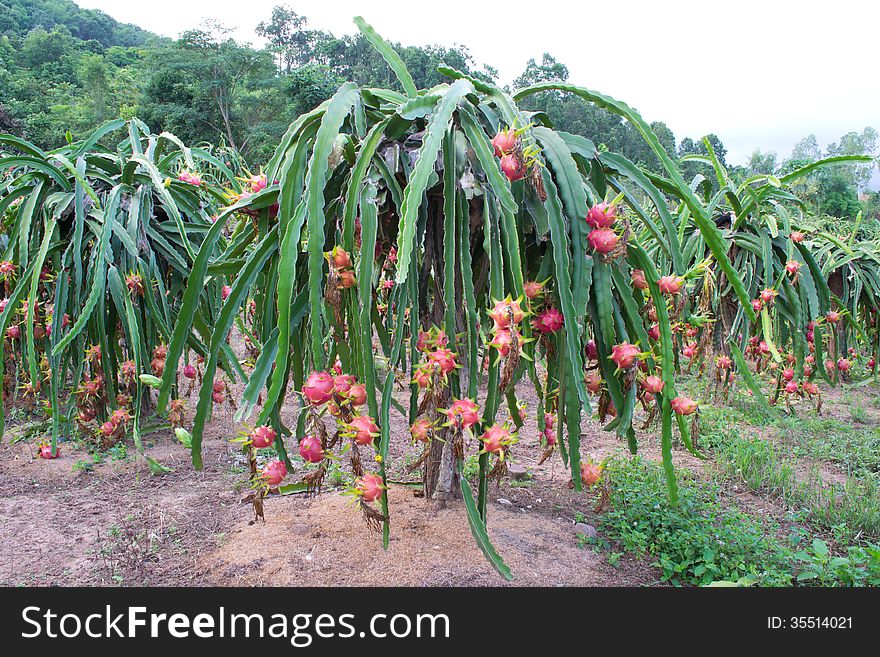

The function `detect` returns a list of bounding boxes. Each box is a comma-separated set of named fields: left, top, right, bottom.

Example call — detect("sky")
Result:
left=77, top=0, right=879, bottom=171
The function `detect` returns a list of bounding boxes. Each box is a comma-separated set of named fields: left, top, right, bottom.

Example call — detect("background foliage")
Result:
left=1, top=0, right=878, bottom=225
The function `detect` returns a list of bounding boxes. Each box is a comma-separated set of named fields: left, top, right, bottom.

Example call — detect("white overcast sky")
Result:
left=77, top=0, right=879, bottom=168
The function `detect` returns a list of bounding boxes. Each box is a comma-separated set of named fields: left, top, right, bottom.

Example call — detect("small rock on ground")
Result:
left=574, top=523, right=598, bottom=539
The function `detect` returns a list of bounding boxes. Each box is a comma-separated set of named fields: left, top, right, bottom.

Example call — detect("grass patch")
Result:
left=590, top=456, right=880, bottom=586
left=700, top=408, right=880, bottom=541
left=594, top=457, right=794, bottom=586
left=849, top=404, right=870, bottom=424
left=778, top=416, right=880, bottom=478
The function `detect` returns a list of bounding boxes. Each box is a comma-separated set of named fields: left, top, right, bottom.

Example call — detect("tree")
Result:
left=783, top=131, right=878, bottom=215
left=139, top=23, right=282, bottom=156
left=513, top=53, right=569, bottom=87
left=79, top=53, right=110, bottom=123
left=0, top=102, right=21, bottom=135
left=819, top=172, right=861, bottom=218
left=256, top=4, right=315, bottom=74
left=651, top=121, right=676, bottom=155
left=746, top=149, right=778, bottom=176
left=0, top=0, right=151, bottom=47
left=861, top=191, right=880, bottom=222
left=790, top=134, right=821, bottom=161
left=826, top=127, right=878, bottom=191
left=19, top=26, right=71, bottom=68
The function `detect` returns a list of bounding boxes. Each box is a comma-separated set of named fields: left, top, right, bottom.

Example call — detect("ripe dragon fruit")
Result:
left=330, top=246, right=351, bottom=269
left=428, top=348, right=458, bottom=374
left=610, top=342, right=640, bottom=369
left=410, top=418, right=434, bottom=443
left=532, top=307, right=564, bottom=334
left=587, top=227, right=619, bottom=254
left=491, top=128, right=518, bottom=157
left=524, top=280, right=545, bottom=299
left=499, top=153, right=525, bottom=182
left=333, top=374, right=356, bottom=396
left=480, top=423, right=515, bottom=456
left=38, top=444, right=60, bottom=459
left=348, top=415, right=380, bottom=446
left=355, top=473, right=385, bottom=503
left=302, top=371, right=335, bottom=405
left=298, top=435, right=324, bottom=463
left=250, top=425, right=276, bottom=449
left=261, top=459, right=287, bottom=486
left=630, top=269, right=648, bottom=290
left=657, top=275, right=684, bottom=295
left=585, top=202, right=618, bottom=229
left=581, top=461, right=603, bottom=486
left=640, top=375, right=665, bottom=395
left=444, top=398, right=481, bottom=430
left=670, top=396, right=698, bottom=415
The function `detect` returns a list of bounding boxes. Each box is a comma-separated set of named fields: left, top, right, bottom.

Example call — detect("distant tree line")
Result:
left=1, top=0, right=877, bottom=219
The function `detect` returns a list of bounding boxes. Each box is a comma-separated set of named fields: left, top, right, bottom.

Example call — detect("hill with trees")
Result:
left=0, top=0, right=877, bottom=219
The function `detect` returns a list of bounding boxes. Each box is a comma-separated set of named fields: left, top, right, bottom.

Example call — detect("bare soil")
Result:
left=0, top=374, right=875, bottom=587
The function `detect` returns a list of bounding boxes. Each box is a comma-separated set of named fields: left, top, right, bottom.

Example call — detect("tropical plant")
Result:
left=811, top=216, right=880, bottom=373
left=0, top=119, right=240, bottom=459
left=3, top=16, right=878, bottom=581
left=148, top=18, right=794, bottom=578
left=625, top=135, right=874, bottom=407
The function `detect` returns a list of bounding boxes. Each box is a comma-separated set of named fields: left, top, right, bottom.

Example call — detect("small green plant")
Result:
left=780, top=418, right=880, bottom=478
left=594, top=456, right=794, bottom=586
left=71, top=459, right=94, bottom=473
left=606, top=551, right=623, bottom=568
left=462, top=454, right=481, bottom=482
left=326, top=460, right=346, bottom=487
left=849, top=404, right=869, bottom=424
left=11, top=418, right=52, bottom=444
left=795, top=539, right=846, bottom=585
left=701, top=405, right=880, bottom=540
left=795, top=538, right=880, bottom=586
left=106, top=443, right=128, bottom=461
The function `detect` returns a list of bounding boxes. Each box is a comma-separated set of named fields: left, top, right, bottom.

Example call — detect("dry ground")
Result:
left=0, top=374, right=876, bottom=587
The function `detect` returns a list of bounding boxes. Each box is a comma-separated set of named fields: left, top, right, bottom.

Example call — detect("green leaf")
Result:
left=395, top=79, right=474, bottom=287
left=174, top=427, right=193, bottom=448
left=305, top=82, right=360, bottom=369
left=191, top=229, right=278, bottom=468
left=540, top=168, right=588, bottom=409
left=157, top=203, right=238, bottom=412
left=459, top=468, right=513, bottom=580
left=51, top=187, right=119, bottom=356
left=146, top=455, right=173, bottom=475
left=139, top=374, right=162, bottom=388
left=600, top=152, right=684, bottom=273
left=354, top=17, right=417, bottom=98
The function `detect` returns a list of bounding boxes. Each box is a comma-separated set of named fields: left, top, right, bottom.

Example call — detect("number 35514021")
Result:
left=773, top=617, right=853, bottom=629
